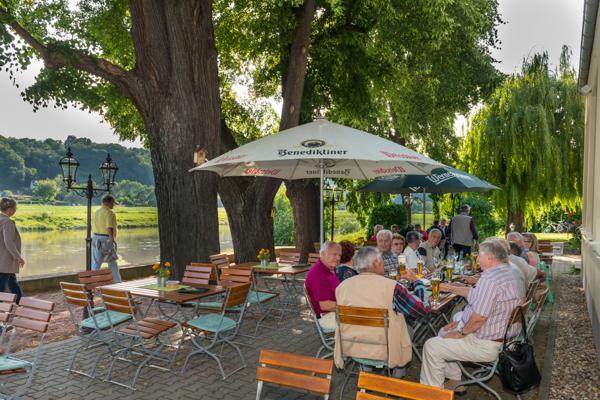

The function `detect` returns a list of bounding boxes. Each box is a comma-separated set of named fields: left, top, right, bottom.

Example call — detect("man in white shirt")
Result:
left=403, top=231, right=421, bottom=269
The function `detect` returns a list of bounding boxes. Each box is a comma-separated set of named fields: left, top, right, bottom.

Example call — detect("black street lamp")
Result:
left=324, top=181, right=344, bottom=241
left=59, top=147, right=118, bottom=271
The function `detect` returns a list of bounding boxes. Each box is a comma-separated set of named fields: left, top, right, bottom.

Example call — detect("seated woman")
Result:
left=392, top=233, right=406, bottom=256
left=403, top=231, right=422, bottom=269
left=523, top=232, right=541, bottom=267
left=337, top=241, right=358, bottom=282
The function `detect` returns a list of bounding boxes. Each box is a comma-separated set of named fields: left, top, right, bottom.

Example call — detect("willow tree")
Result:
left=463, top=47, right=584, bottom=231
left=0, top=1, right=222, bottom=276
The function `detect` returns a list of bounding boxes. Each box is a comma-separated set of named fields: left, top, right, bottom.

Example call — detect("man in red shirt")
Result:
left=305, top=241, right=342, bottom=330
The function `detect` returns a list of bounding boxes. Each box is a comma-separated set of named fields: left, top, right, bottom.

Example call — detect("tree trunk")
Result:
left=507, top=207, right=525, bottom=233
left=286, top=180, right=320, bottom=262
left=404, top=194, right=413, bottom=225
left=136, top=1, right=222, bottom=278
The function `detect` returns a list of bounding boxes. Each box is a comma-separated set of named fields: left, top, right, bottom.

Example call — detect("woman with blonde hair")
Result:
left=522, top=232, right=541, bottom=266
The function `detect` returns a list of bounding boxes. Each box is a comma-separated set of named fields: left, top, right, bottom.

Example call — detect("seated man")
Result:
left=377, top=229, right=399, bottom=276
left=334, top=246, right=431, bottom=376
left=305, top=241, right=342, bottom=330
left=417, top=228, right=442, bottom=270
left=420, top=239, right=522, bottom=393
left=403, top=230, right=421, bottom=269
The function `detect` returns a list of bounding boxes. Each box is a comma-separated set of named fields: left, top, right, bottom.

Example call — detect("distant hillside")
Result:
left=0, top=135, right=153, bottom=191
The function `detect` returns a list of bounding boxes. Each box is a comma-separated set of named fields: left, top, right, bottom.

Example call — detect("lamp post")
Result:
left=59, top=147, right=118, bottom=271
left=324, top=181, right=344, bottom=241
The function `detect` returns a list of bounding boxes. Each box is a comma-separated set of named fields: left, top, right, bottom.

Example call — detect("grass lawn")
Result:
left=14, top=204, right=158, bottom=230
left=533, top=232, right=572, bottom=242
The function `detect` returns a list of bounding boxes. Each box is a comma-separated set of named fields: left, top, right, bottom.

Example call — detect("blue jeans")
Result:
left=91, top=235, right=122, bottom=283
left=0, top=273, right=22, bottom=303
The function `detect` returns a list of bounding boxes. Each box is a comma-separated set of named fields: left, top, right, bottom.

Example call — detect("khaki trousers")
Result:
left=318, top=311, right=336, bottom=330
left=420, top=334, right=502, bottom=387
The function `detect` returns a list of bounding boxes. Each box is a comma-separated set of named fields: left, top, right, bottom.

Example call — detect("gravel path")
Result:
left=549, top=274, right=600, bottom=400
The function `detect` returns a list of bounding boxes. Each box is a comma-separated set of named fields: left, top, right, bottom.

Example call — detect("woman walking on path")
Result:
left=0, top=198, right=24, bottom=302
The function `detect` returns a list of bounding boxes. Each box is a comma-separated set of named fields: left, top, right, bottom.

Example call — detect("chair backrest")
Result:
left=182, top=264, right=212, bottom=285
left=525, top=280, right=539, bottom=303
left=505, top=300, right=531, bottom=340
left=533, top=287, right=549, bottom=313
left=256, top=349, right=333, bottom=396
left=307, top=252, right=320, bottom=264
left=99, top=288, right=136, bottom=315
left=210, top=254, right=231, bottom=271
left=223, top=283, right=251, bottom=309
left=220, top=267, right=252, bottom=284
left=77, top=269, right=115, bottom=290
left=303, top=285, right=319, bottom=318
left=355, top=372, right=454, bottom=400
left=538, top=241, right=553, bottom=253
left=0, top=292, right=16, bottom=324
left=11, top=297, right=55, bottom=333
left=278, top=251, right=301, bottom=265
left=336, top=305, right=389, bottom=365
left=61, top=282, right=93, bottom=309
left=190, top=262, right=219, bottom=283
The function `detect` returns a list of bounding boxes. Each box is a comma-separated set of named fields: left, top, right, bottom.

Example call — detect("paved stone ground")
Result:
left=2, top=285, right=553, bottom=400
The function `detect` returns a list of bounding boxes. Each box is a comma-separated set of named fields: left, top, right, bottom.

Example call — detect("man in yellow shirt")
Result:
left=91, top=194, right=122, bottom=282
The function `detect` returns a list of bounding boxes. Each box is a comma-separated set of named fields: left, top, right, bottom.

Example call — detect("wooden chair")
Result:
left=181, top=283, right=251, bottom=379
left=0, top=293, right=16, bottom=327
left=0, top=297, right=54, bottom=399
left=77, top=269, right=115, bottom=313
left=210, top=253, right=231, bottom=273
left=355, top=371, right=454, bottom=400
left=303, top=285, right=334, bottom=358
left=255, top=349, right=334, bottom=400
left=190, top=262, right=219, bottom=283
left=457, top=300, right=531, bottom=399
left=538, top=241, right=554, bottom=265
left=99, top=288, right=178, bottom=390
left=336, top=305, right=390, bottom=397
left=182, top=264, right=213, bottom=285
left=308, top=252, right=320, bottom=264
left=61, top=282, right=133, bottom=378
left=527, top=288, right=550, bottom=337
left=278, top=251, right=301, bottom=265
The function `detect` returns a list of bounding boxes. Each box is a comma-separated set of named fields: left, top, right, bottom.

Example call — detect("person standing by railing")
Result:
left=0, top=197, right=24, bottom=302
left=92, top=194, right=122, bottom=282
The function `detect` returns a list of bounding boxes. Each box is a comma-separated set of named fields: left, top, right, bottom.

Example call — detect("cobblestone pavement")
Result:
left=2, top=288, right=552, bottom=400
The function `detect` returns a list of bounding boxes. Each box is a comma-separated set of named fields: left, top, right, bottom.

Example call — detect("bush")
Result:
left=273, top=190, right=295, bottom=246
left=366, top=204, right=407, bottom=237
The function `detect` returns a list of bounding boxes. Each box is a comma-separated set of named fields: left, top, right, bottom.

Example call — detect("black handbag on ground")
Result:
left=497, top=308, right=541, bottom=393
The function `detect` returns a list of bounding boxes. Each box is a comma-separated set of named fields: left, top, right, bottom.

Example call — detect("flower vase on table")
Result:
left=257, top=248, right=271, bottom=267
left=152, top=261, right=172, bottom=287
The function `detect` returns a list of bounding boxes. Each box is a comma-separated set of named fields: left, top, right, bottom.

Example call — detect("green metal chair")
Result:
left=181, top=282, right=251, bottom=379
left=0, top=297, right=54, bottom=400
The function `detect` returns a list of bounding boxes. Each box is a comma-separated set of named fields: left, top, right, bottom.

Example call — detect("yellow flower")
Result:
left=165, top=269, right=171, bottom=276
left=164, top=261, right=171, bottom=267
left=152, top=263, right=160, bottom=271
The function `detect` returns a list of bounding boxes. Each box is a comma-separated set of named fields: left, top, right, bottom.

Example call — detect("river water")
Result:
left=18, top=226, right=233, bottom=278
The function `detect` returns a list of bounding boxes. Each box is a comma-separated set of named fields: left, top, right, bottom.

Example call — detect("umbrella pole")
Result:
left=423, top=188, right=426, bottom=228
left=320, top=162, right=324, bottom=245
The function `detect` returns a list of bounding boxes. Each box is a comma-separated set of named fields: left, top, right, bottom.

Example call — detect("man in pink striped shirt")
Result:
left=420, top=239, right=522, bottom=393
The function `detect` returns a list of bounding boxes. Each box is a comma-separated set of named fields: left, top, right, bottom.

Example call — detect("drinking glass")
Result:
left=416, top=260, right=424, bottom=278
left=431, top=276, right=441, bottom=305
left=446, top=264, right=454, bottom=281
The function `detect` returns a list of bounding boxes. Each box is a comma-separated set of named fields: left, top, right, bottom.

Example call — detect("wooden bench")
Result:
left=356, top=371, right=454, bottom=400
left=256, top=349, right=333, bottom=399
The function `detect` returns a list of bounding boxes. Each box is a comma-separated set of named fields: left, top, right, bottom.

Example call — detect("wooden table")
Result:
left=100, top=277, right=228, bottom=321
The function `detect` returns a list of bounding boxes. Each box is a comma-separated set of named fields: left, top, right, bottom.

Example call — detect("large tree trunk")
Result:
left=404, top=194, right=413, bottom=225
left=507, top=207, right=525, bottom=233
left=133, top=1, right=222, bottom=278
left=280, top=0, right=317, bottom=260
left=286, top=180, right=320, bottom=261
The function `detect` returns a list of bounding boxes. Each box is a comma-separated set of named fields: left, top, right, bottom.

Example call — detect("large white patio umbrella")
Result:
left=190, top=119, right=444, bottom=243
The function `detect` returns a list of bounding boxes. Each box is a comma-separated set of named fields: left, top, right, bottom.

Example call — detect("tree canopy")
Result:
left=462, top=47, right=584, bottom=230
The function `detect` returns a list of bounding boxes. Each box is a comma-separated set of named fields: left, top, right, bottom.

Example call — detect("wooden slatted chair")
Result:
left=182, top=264, right=212, bottom=285
left=0, top=297, right=54, bottom=400
left=77, top=269, right=115, bottom=313
left=0, top=293, right=16, bottom=328
left=190, top=262, right=219, bottom=284
left=527, top=288, right=550, bottom=338
left=210, top=253, right=231, bottom=273
left=355, top=371, right=454, bottom=400
left=336, top=305, right=390, bottom=398
left=99, top=288, right=178, bottom=390
left=278, top=251, right=301, bottom=265
left=181, top=283, right=251, bottom=379
left=256, top=349, right=334, bottom=399
left=457, top=300, right=531, bottom=399
left=61, top=282, right=132, bottom=378
left=308, top=252, right=320, bottom=264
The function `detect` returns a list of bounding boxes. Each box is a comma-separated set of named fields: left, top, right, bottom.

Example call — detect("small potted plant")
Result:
left=152, top=261, right=172, bottom=287
left=257, top=248, right=270, bottom=267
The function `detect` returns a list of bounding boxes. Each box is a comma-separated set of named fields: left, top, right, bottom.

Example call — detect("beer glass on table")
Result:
left=416, top=259, right=424, bottom=278
left=445, top=264, right=454, bottom=281
left=398, top=254, right=407, bottom=275
left=431, top=275, right=441, bottom=305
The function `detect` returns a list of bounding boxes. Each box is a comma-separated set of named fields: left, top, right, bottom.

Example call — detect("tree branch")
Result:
left=0, top=8, right=138, bottom=98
